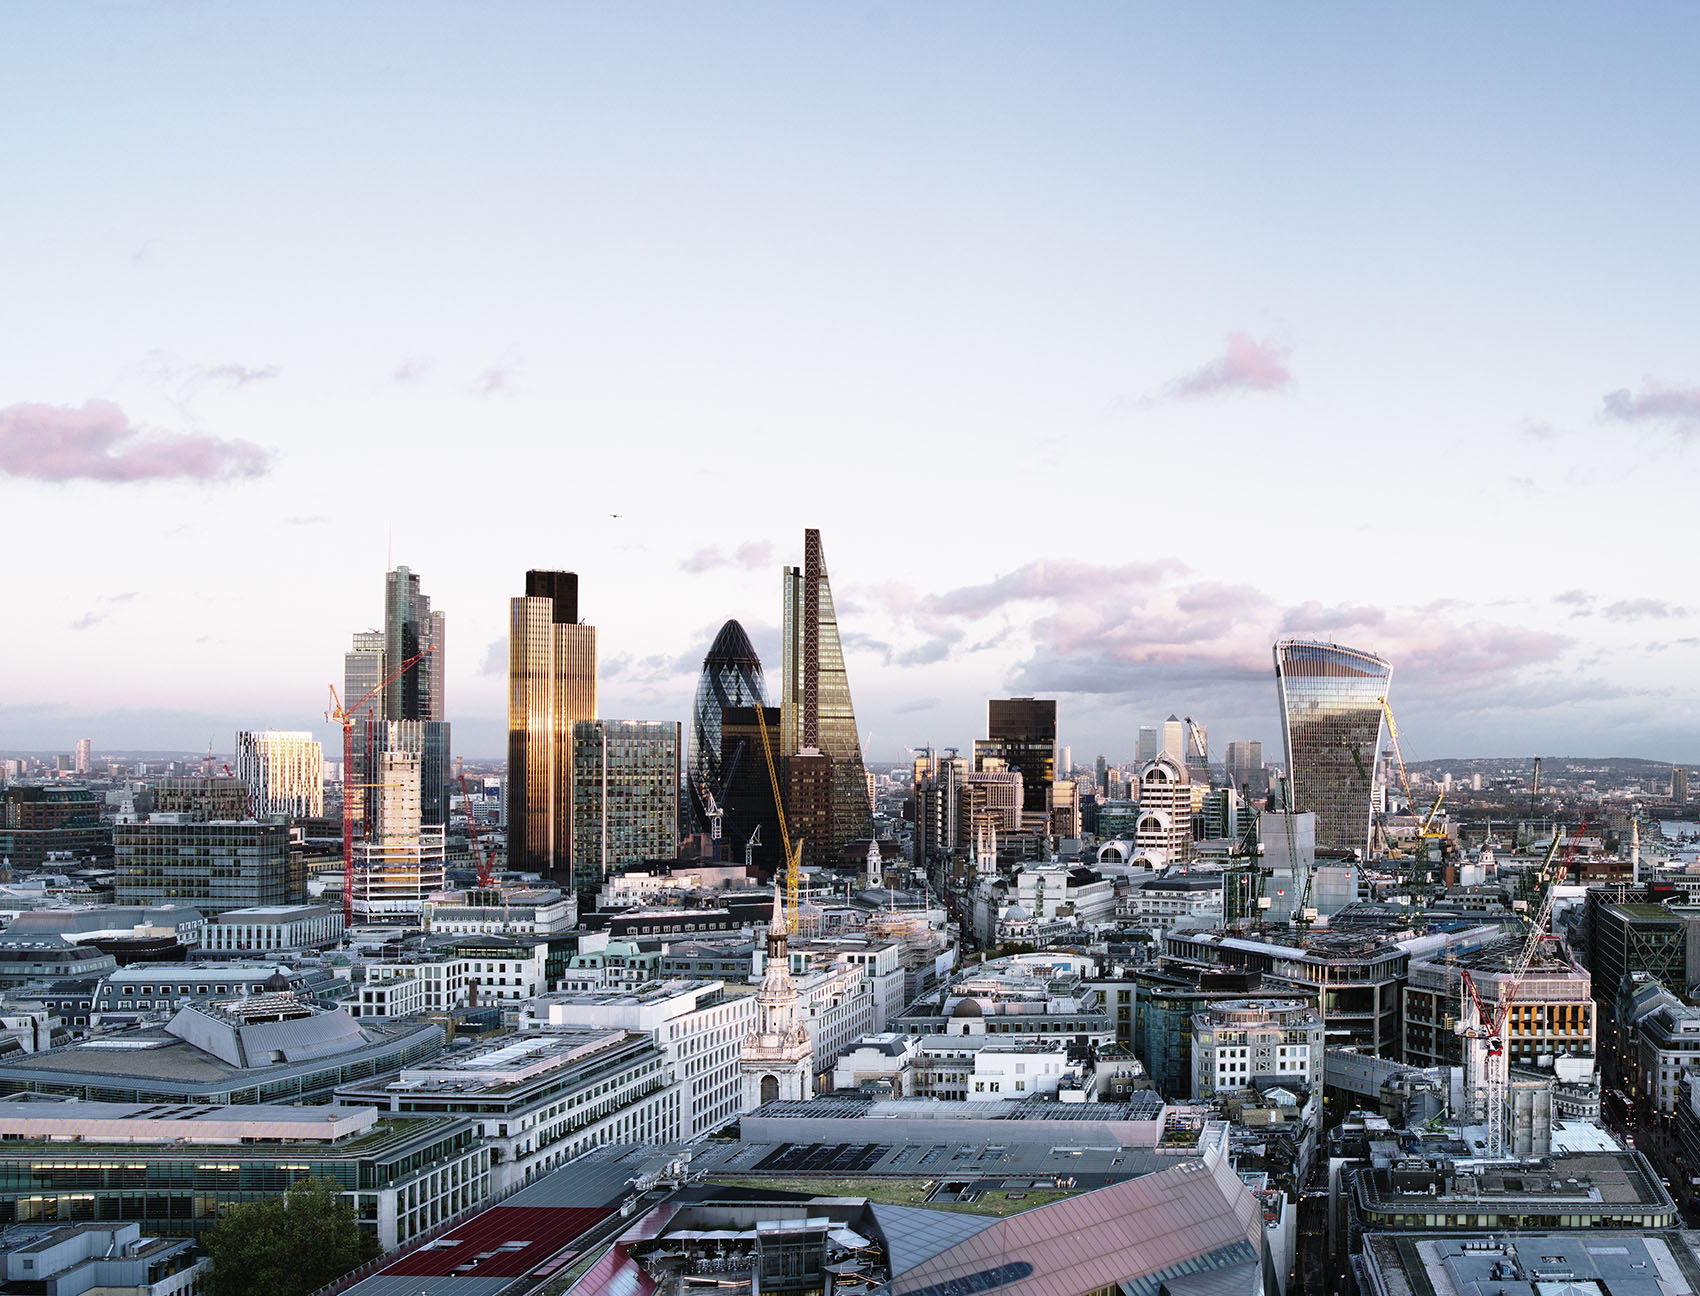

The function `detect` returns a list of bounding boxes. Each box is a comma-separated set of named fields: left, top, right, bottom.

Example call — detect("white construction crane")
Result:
left=1458, top=823, right=1584, bottom=1158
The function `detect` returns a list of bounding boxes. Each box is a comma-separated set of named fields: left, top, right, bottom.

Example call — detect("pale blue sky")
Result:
left=4, top=3, right=1700, bottom=764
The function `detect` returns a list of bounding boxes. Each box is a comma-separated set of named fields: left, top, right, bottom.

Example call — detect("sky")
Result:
left=5, top=3, right=1700, bottom=767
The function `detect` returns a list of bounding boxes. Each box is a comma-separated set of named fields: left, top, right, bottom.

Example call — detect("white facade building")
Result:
left=1134, top=754, right=1193, bottom=868
left=1191, top=998, right=1323, bottom=1100
left=358, top=937, right=547, bottom=1015
left=523, top=979, right=756, bottom=1138
left=203, top=904, right=344, bottom=952
left=741, top=906, right=814, bottom=1110
left=235, top=730, right=324, bottom=818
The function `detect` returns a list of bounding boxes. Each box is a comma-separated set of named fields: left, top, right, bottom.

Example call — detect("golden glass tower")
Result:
left=507, top=570, right=597, bottom=880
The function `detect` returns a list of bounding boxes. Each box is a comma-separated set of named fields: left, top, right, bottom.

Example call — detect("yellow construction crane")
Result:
left=1379, top=696, right=1446, bottom=839
left=753, top=703, right=803, bottom=934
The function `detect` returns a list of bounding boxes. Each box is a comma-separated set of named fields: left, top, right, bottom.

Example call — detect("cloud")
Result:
left=68, top=611, right=107, bottom=631
left=919, top=559, right=1181, bottom=622
left=0, top=401, right=270, bottom=483
left=894, top=697, right=941, bottom=715
left=1601, top=380, right=1700, bottom=438
left=1553, top=589, right=1594, bottom=608
left=1522, top=420, right=1560, bottom=442
left=1601, top=598, right=1689, bottom=621
left=392, top=358, right=431, bottom=384
left=476, top=367, right=515, bottom=397
left=1166, top=332, right=1293, bottom=399
left=480, top=638, right=508, bottom=677
left=195, top=362, right=279, bottom=388
left=680, top=541, right=773, bottom=574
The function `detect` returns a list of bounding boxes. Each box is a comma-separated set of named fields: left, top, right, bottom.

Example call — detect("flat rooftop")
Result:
left=0, top=1098, right=375, bottom=1143
left=1362, top=1232, right=1700, bottom=1296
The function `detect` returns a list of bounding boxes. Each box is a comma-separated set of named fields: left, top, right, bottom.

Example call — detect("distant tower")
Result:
left=1135, top=727, right=1159, bottom=765
left=741, top=899, right=814, bottom=1110
left=507, top=571, right=597, bottom=883
left=1162, top=716, right=1186, bottom=763
left=235, top=731, right=324, bottom=818
left=73, top=739, right=91, bottom=776
left=865, top=838, right=882, bottom=888
left=689, top=620, right=768, bottom=838
left=1273, top=639, right=1393, bottom=858
left=780, top=529, right=873, bottom=860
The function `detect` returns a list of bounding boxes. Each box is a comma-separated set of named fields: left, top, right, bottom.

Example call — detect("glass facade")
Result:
left=234, top=730, right=324, bottom=818
left=1273, top=639, right=1393, bottom=858
left=362, top=719, right=451, bottom=827
left=571, top=720, right=681, bottom=890
left=688, top=619, right=768, bottom=837
left=113, top=821, right=292, bottom=914
left=780, top=529, right=873, bottom=859
left=985, top=697, right=1057, bottom=815
left=507, top=571, right=596, bottom=880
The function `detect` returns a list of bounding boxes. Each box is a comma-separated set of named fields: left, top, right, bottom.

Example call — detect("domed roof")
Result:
left=263, top=969, right=292, bottom=992
left=1004, top=905, right=1031, bottom=921
left=950, top=997, right=984, bottom=1018
left=704, top=619, right=762, bottom=670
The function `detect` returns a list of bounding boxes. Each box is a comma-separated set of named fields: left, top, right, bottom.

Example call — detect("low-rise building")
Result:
left=335, top=1030, right=681, bottom=1191
left=1191, top=998, right=1323, bottom=1100
left=1404, top=935, right=1593, bottom=1070
left=0, top=1098, right=487, bottom=1251
left=202, top=904, right=343, bottom=952
left=522, top=980, right=755, bottom=1138
left=1119, top=872, right=1224, bottom=938
left=424, top=886, right=576, bottom=937
left=360, top=934, right=548, bottom=1013
left=0, top=1221, right=205, bottom=1296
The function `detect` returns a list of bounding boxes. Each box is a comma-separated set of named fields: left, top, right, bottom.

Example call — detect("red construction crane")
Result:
left=460, top=772, right=495, bottom=888
left=325, top=648, right=435, bottom=924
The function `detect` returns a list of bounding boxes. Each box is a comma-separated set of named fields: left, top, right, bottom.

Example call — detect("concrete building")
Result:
left=1166, top=928, right=1407, bottom=1055
left=113, top=819, right=291, bottom=915
left=351, top=750, right=446, bottom=920
left=234, top=730, right=323, bottom=819
left=1404, top=936, right=1594, bottom=1070
left=1121, top=872, right=1224, bottom=938
left=1134, top=754, right=1193, bottom=867
left=0, top=1221, right=203, bottom=1296
left=358, top=934, right=548, bottom=1014
left=0, top=787, right=109, bottom=870
left=1192, top=998, right=1323, bottom=1099
left=522, top=980, right=756, bottom=1138
left=336, top=1030, right=681, bottom=1190
left=202, top=903, right=343, bottom=952
left=424, top=885, right=576, bottom=937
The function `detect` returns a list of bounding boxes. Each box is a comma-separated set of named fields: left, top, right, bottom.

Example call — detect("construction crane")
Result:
left=459, top=773, right=495, bottom=888
left=1183, top=716, right=1211, bottom=784
left=1458, top=816, right=1588, bottom=1158
left=325, top=647, right=436, bottom=925
left=752, top=705, right=803, bottom=933
left=700, top=741, right=746, bottom=862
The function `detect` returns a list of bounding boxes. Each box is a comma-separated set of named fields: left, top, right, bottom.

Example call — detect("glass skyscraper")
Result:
left=688, top=619, right=768, bottom=839
left=781, top=529, right=873, bottom=861
left=508, top=570, right=597, bottom=881
left=1272, top=639, right=1392, bottom=858
left=571, top=720, right=680, bottom=891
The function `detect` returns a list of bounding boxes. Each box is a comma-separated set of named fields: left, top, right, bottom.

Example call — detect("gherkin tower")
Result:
left=689, top=620, right=769, bottom=839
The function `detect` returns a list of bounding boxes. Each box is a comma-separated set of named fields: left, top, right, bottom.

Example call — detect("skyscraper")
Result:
left=720, top=705, right=787, bottom=873
left=1162, top=716, right=1186, bottom=763
left=1135, top=727, right=1159, bottom=765
left=1273, top=639, right=1393, bottom=858
left=571, top=720, right=680, bottom=891
left=1224, top=740, right=1267, bottom=800
left=688, top=620, right=769, bottom=838
left=235, top=731, right=324, bottom=818
left=383, top=566, right=443, bottom=722
left=73, top=739, right=91, bottom=775
left=780, top=529, right=872, bottom=857
left=979, top=697, right=1057, bottom=817
left=508, top=570, right=597, bottom=880
left=343, top=629, right=385, bottom=828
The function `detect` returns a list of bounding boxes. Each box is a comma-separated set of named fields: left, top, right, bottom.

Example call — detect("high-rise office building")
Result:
left=234, top=731, right=324, bottom=818
left=571, top=720, right=680, bottom=891
left=73, top=739, right=91, bottom=775
left=343, top=629, right=386, bottom=829
left=383, top=566, right=444, bottom=722
left=980, top=698, right=1057, bottom=817
left=1135, top=727, right=1159, bottom=765
left=720, top=706, right=787, bottom=873
left=508, top=570, right=597, bottom=881
left=1224, top=741, right=1267, bottom=800
left=688, top=620, right=769, bottom=838
left=1162, top=716, right=1186, bottom=763
left=1272, top=639, right=1392, bottom=858
left=780, top=529, right=872, bottom=857
left=1135, top=753, right=1194, bottom=866
left=1058, top=745, right=1072, bottom=778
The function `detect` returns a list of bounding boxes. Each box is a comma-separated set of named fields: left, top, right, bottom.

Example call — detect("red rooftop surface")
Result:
left=381, top=1205, right=612, bottom=1278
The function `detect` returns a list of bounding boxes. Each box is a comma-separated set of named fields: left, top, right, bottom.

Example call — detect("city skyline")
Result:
left=6, top=7, right=1700, bottom=762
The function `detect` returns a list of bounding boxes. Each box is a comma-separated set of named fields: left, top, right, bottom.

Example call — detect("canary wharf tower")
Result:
left=689, top=619, right=769, bottom=835
left=1273, top=639, right=1392, bottom=859
left=781, top=529, right=873, bottom=855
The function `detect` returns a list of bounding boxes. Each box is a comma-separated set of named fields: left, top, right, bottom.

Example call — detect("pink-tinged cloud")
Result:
left=0, top=400, right=271, bottom=484
left=1168, top=332, right=1293, bottom=399
left=1601, top=380, right=1700, bottom=437
left=679, top=540, right=774, bottom=574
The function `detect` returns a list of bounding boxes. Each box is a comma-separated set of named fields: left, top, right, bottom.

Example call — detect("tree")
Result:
left=205, top=1177, right=378, bottom=1296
